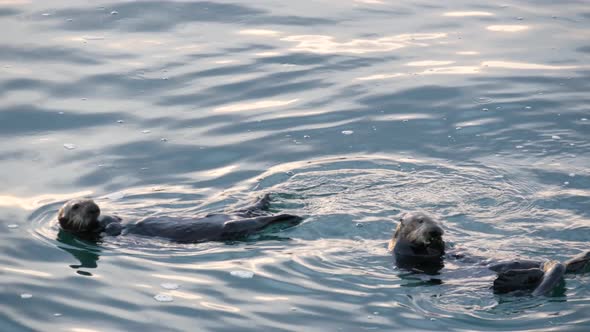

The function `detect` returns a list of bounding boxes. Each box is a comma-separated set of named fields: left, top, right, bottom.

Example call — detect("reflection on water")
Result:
left=1, top=0, right=589, bottom=331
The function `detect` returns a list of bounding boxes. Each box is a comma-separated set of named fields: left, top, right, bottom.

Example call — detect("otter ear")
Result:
left=398, top=212, right=407, bottom=223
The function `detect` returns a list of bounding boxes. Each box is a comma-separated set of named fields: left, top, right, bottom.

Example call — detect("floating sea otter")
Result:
left=57, top=194, right=302, bottom=243
left=389, top=212, right=590, bottom=296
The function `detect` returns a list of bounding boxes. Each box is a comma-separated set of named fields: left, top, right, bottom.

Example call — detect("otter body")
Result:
left=57, top=194, right=302, bottom=243
left=389, top=212, right=590, bottom=296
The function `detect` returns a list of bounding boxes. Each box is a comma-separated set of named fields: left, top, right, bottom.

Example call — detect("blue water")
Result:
left=1, top=1, right=589, bottom=331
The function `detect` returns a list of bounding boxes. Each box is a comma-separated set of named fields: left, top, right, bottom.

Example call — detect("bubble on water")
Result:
left=581, top=118, right=588, bottom=121
left=355, top=223, right=364, bottom=228
left=41, top=13, right=51, bottom=16
left=230, top=270, right=254, bottom=279
left=290, top=307, right=297, bottom=311
left=81, top=98, right=87, bottom=101
left=482, top=108, right=489, bottom=111
left=516, top=145, right=524, bottom=149
left=474, top=97, right=493, bottom=104
left=517, top=17, right=524, bottom=20
left=20, top=293, right=32, bottom=299
left=142, top=130, right=151, bottom=134
left=63, top=143, right=77, bottom=150
left=551, top=135, right=561, bottom=140
left=110, top=10, right=119, bottom=15
left=105, top=192, right=125, bottom=200
left=117, top=120, right=124, bottom=124
left=455, top=127, right=462, bottom=130
left=66, top=18, right=73, bottom=22
left=58, top=111, right=64, bottom=115
left=373, top=311, right=380, bottom=315
left=154, top=294, right=173, bottom=302
left=564, top=181, right=569, bottom=185
left=303, top=135, right=311, bottom=139
left=569, top=173, right=575, bottom=177
left=53, top=313, right=62, bottom=317
left=496, top=106, right=502, bottom=110
left=160, top=138, right=168, bottom=142
left=525, top=106, right=532, bottom=109
left=160, top=283, right=179, bottom=290
left=7, top=224, right=19, bottom=229
left=341, top=130, right=354, bottom=135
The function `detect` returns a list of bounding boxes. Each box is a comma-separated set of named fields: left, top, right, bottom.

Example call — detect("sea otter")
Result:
left=57, top=194, right=303, bottom=243
left=389, top=212, right=590, bottom=296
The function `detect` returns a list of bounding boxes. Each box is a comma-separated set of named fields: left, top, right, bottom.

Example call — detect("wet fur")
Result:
left=388, top=212, right=445, bottom=254
left=389, top=212, right=588, bottom=295
left=56, top=194, right=302, bottom=243
left=58, top=199, right=101, bottom=232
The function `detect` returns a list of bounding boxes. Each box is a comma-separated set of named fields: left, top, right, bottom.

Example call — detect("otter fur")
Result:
left=389, top=212, right=590, bottom=296
left=57, top=194, right=302, bottom=243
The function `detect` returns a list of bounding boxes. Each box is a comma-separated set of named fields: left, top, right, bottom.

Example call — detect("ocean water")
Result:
left=1, top=0, right=589, bottom=331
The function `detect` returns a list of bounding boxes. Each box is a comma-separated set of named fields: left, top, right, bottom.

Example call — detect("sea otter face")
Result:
left=58, top=199, right=101, bottom=232
left=390, top=212, right=445, bottom=255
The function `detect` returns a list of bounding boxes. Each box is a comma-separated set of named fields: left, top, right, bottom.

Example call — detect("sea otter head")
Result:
left=389, top=212, right=445, bottom=258
left=58, top=199, right=101, bottom=233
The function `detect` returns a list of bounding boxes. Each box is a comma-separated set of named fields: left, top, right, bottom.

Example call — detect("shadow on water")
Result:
left=56, top=229, right=101, bottom=275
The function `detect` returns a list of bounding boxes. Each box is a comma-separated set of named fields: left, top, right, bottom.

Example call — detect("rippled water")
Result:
left=1, top=1, right=589, bottom=331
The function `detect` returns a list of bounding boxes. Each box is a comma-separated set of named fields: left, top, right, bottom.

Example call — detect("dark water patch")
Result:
left=39, top=1, right=334, bottom=32
left=359, top=85, right=465, bottom=106
left=0, top=105, right=133, bottom=135
left=0, top=8, right=20, bottom=17
left=224, top=44, right=276, bottom=53
left=160, top=72, right=328, bottom=107
left=177, top=62, right=263, bottom=80
left=50, top=72, right=185, bottom=98
left=0, top=44, right=124, bottom=65
left=0, top=78, right=46, bottom=96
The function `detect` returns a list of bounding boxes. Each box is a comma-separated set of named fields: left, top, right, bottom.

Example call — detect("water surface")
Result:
left=1, top=0, right=589, bottom=331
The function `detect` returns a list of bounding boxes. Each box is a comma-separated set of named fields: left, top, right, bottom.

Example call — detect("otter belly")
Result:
left=127, top=213, right=302, bottom=243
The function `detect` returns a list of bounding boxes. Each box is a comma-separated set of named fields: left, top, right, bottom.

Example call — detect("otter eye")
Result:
left=418, top=219, right=424, bottom=224
left=72, top=204, right=80, bottom=210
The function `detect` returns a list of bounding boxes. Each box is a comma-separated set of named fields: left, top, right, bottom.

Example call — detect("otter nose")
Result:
left=428, top=228, right=443, bottom=238
left=87, top=204, right=100, bottom=215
